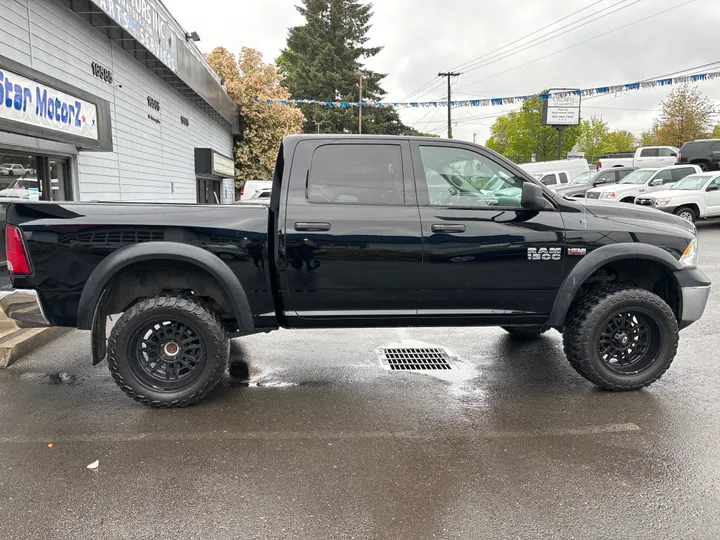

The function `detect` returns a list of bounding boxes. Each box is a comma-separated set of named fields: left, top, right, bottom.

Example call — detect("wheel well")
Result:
left=675, top=203, right=699, bottom=215
left=102, top=260, right=237, bottom=330
left=569, top=259, right=681, bottom=322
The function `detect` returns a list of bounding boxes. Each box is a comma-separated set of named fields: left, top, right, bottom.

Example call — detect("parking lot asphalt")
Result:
left=1, top=225, right=720, bottom=540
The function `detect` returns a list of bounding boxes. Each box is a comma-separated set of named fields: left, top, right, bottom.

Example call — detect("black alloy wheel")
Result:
left=596, top=309, right=662, bottom=375
left=129, top=319, right=207, bottom=391
left=107, top=295, right=229, bottom=407
left=563, top=286, right=678, bottom=391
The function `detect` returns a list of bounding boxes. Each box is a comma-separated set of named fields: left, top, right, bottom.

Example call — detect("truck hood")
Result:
left=578, top=199, right=696, bottom=235
left=636, top=188, right=700, bottom=200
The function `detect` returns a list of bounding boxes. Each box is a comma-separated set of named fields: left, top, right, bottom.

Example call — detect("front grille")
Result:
left=585, top=192, right=601, bottom=199
left=635, top=198, right=654, bottom=207
left=381, top=348, right=453, bottom=370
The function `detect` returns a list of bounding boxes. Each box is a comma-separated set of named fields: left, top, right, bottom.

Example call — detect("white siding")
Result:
left=1, top=0, right=33, bottom=64
left=3, top=0, right=234, bottom=203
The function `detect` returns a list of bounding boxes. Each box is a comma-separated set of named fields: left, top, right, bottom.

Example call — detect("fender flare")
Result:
left=77, top=241, right=255, bottom=332
left=546, top=243, right=683, bottom=327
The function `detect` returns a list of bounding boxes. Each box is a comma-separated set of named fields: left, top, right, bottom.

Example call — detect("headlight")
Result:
left=680, top=237, right=699, bottom=267
left=599, top=192, right=616, bottom=199
left=655, top=198, right=672, bottom=206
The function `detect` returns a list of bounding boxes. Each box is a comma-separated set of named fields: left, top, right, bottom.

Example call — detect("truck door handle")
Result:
left=294, top=222, right=331, bottom=232
left=432, top=223, right=466, bottom=233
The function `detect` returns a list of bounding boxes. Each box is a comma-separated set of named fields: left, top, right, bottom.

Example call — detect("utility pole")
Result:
left=473, top=133, right=477, bottom=144
left=438, top=72, right=460, bottom=139
left=358, top=73, right=364, bottom=135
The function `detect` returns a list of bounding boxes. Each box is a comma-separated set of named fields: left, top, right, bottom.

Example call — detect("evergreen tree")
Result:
left=278, top=0, right=426, bottom=135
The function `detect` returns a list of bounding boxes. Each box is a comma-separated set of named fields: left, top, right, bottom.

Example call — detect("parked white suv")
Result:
left=585, top=165, right=701, bottom=203
left=635, top=172, right=720, bottom=223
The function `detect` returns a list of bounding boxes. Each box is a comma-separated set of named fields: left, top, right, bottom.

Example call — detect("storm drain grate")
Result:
left=381, top=348, right=453, bottom=370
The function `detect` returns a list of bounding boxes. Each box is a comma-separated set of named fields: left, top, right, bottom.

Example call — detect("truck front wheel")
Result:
left=107, top=294, right=229, bottom=408
left=563, top=286, right=678, bottom=391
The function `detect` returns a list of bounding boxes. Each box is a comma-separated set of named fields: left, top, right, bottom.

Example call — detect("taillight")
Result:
left=240, top=187, right=245, bottom=197
left=677, top=152, right=682, bottom=163
left=597, top=160, right=602, bottom=169
left=6, top=225, right=31, bottom=275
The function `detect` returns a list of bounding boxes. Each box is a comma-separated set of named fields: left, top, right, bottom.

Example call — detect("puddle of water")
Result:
left=19, top=372, right=80, bottom=385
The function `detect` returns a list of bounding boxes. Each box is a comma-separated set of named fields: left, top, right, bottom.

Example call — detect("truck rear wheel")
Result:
left=563, top=286, right=678, bottom=391
left=501, top=326, right=548, bottom=340
left=107, top=294, right=229, bottom=408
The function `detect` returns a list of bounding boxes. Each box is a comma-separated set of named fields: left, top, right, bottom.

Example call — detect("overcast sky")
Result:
left=165, top=0, right=720, bottom=144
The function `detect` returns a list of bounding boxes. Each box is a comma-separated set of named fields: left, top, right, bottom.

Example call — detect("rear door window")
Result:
left=672, top=167, right=698, bottom=181
left=308, top=144, right=404, bottom=205
left=640, top=148, right=659, bottom=157
left=540, top=174, right=557, bottom=185
left=558, top=172, right=569, bottom=184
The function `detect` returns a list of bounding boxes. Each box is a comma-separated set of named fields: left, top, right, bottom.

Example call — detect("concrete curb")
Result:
left=0, top=326, right=73, bottom=368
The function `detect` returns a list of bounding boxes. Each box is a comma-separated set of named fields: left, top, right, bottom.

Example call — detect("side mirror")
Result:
left=650, top=178, right=663, bottom=186
left=522, top=182, right=551, bottom=210
left=707, top=184, right=720, bottom=192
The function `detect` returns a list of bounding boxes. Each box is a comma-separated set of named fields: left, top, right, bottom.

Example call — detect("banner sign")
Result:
left=257, top=70, right=720, bottom=109
left=0, top=67, right=99, bottom=140
left=542, top=89, right=581, bottom=127
left=91, top=0, right=179, bottom=73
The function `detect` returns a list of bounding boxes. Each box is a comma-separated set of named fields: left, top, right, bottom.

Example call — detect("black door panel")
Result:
left=280, top=140, right=423, bottom=319
left=411, top=141, right=566, bottom=319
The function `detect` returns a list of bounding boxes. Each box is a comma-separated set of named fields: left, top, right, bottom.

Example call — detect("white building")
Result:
left=0, top=0, right=239, bottom=204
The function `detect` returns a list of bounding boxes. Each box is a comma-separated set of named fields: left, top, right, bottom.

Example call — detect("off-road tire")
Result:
left=563, top=286, right=678, bottom=391
left=501, top=326, right=549, bottom=340
left=107, top=294, right=229, bottom=408
left=674, top=206, right=697, bottom=223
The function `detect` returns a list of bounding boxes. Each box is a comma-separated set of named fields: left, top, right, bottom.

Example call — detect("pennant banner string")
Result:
left=256, top=70, right=720, bottom=109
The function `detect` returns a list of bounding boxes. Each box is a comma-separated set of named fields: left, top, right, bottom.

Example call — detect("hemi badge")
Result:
left=568, top=248, right=587, bottom=256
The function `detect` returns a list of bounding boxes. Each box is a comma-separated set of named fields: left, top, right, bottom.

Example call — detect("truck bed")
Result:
left=6, top=201, right=274, bottom=328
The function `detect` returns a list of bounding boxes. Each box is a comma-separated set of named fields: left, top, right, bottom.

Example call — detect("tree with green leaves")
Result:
left=602, top=130, right=636, bottom=154
left=485, top=96, right=580, bottom=162
left=278, top=0, right=427, bottom=136
left=574, top=117, right=609, bottom=162
left=642, top=85, right=716, bottom=147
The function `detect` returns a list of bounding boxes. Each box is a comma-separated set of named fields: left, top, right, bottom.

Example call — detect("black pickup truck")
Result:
left=0, top=135, right=711, bottom=407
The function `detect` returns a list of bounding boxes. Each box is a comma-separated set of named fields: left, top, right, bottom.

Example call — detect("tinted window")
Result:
left=559, top=172, right=569, bottom=183
left=640, top=148, right=659, bottom=157
left=658, top=148, right=675, bottom=157
left=653, top=169, right=674, bottom=184
left=672, top=167, right=698, bottom=181
left=308, top=144, right=404, bottom=205
left=418, top=146, right=525, bottom=208
left=711, top=142, right=720, bottom=153
left=682, top=141, right=714, bottom=155
left=540, top=174, right=558, bottom=185
left=616, top=169, right=633, bottom=180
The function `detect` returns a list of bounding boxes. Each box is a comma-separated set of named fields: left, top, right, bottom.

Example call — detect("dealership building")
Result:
left=0, top=0, right=239, bottom=204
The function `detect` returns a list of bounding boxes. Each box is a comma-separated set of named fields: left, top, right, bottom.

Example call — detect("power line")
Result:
left=398, top=0, right=607, bottom=103
left=454, top=0, right=697, bottom=93
left=453, top=0, right=638, bottom=77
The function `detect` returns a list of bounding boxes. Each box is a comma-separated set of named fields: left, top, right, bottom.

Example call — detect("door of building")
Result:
left=197, top=178, right=221, bottom=204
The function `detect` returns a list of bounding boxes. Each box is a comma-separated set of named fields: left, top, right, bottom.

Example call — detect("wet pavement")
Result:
left=1, top=226, right=720, bottom=539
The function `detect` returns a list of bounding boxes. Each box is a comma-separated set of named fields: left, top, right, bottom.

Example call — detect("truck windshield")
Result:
left=670, top=175, right=712, bottom=190
left=571, top=171, right=593, bottom=184
left=619, top=170, right=656, bottom=185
